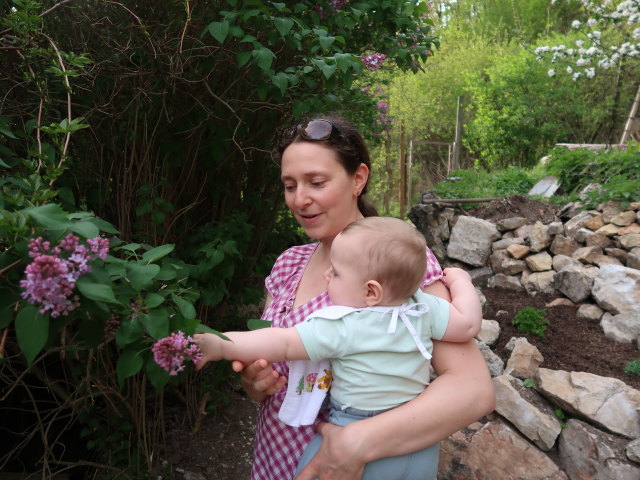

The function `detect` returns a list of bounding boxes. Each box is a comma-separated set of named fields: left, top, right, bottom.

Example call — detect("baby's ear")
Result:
left=365, top=280, right=383, bottom=306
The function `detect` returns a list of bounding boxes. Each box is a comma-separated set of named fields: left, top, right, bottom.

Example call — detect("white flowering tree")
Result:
left=535, top=0, right=640, bottom=142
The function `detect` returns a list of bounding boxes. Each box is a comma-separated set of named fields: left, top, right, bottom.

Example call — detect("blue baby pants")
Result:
left=295, top=397, right=440, bottom=480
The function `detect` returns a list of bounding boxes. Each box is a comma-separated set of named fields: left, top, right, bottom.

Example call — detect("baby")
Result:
left=194, top=216, right=482, bottom=479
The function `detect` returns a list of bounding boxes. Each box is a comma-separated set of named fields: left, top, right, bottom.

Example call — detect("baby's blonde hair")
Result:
left=341, top=217, right=427, bottom=302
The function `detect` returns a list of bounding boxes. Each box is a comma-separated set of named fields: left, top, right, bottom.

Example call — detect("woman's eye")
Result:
left=311, top=180, right=326, bottom=188
left=284, top=184, right=296, bottom=192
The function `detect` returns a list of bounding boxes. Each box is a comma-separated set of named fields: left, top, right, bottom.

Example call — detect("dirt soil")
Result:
left=164, top=195, right=640, bottom=480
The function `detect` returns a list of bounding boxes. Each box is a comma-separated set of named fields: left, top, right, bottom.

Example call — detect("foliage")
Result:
left=554, top=407, right=569, bottom=428
left=432, top=165, right=544, bottom=203
left=624, top=359, right=640, bottom=376
left=513, top=306, right=550, bottom=338
left=463, top=37, right=623, bottom=168
left=545, top=145, right=640, bottom=206
left=494, top=167, right=536, bottom=196
left=523, top=378, right=535, bottom=388
left=436, top=0, right=583, bottom=43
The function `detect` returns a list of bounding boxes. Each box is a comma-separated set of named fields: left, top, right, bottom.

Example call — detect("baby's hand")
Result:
left=192, top=333, right=223, bottom=370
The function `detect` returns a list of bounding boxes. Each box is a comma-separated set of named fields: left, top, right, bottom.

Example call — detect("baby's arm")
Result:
left=193, top=327, right=309, bottom=370
left=440, top=267, right=482, bottom=342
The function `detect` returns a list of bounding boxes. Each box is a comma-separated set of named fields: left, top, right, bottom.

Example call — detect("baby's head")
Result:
left=325, top=217, right=427, bottom=307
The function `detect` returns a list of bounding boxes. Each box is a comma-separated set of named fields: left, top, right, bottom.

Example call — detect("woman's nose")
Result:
left=294, top=186, right=311, bottom=208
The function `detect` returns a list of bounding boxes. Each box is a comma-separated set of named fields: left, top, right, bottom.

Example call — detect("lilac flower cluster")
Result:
left=361, top=53, right=387, bottom=71
left=313, top=0, right=348, bottom=19
left=20, top=234, right=109, bottom=317
left=152, top=331, right=203, bottom=376
left=362, top=84, right=394, bottom=136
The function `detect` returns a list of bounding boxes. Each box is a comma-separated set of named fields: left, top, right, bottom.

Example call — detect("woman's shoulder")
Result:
left=272, top=243, right=318, bottom=270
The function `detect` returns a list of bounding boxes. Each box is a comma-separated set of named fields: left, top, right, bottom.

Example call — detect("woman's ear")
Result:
left=353, top=163, right=369, bottom=195
left=365, top=280, right=383, bottom=306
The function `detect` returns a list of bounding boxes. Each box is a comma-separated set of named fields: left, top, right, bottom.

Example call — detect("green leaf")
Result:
left=126, top=263, right=160, bottom=291
left=76, top=277, right=120, bottom=304
left=116, top=344, right=145, bottom=387
left=156, top=262, right=178, bottom=281
left=292, top=100, right=308, bottom=120
left=15, top=305, right=49, bottom=366
left=172, top=294, right=196, bottom=320
left=252, top=47, right=276, bottom=72
left=117, top=243, right=141, bottom=252
left=206, top=20, right=230, bottom=44
left=312, top=58, right=337, bottom=79
left=237, top=50, right=252, bottom=67
left=142, top=244, right=175, bottom=264
left=88, top=216, right=119, bottom=234
left=140, top=308, right=169, bottom=339
left=319, top=36, right=335, bottom=50
left=334, top=53, right=355, bottom=74
left=136, top=199, right=152, bottom=216
left=145, top=355, right=169, bottom=391
left=115, top=319, right=144, bottom=348
left=25, top=204, right=70, bottom=230
left=145, top=293, right=165, bottom=308
left=68, top=220, right=100, bottom=238
left=247, top=319, right=271, bottom=330
left=271, top=72, right=289, bottom=96
left=0, top=116, right=17, bottom=139
left=273, top=17, right=294, bottom=36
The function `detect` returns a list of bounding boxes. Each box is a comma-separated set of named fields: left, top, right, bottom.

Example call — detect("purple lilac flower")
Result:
left=152, top=331, right=203, bottom=376
left=329, top=0, right=348, bottom=10
left=376, top=101, right=389, bottom=114
left=361, top=53, right=387, bottom=71
left=20, top=255, right=80, bottom=317
left=20, top=234, right=110, bottom=317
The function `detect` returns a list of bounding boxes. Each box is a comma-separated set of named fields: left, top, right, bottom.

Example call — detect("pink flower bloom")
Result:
left=361, top=53, right=387, bottom=71
left=20, top=234, right=110, bottom=317
left=152, top=331, right=203, bottom=376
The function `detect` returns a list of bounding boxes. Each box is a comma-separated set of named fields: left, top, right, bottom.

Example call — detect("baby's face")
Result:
left=324, top=231, right=370, bottom=307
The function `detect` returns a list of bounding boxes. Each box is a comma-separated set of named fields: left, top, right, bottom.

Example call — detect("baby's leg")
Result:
left=360, top=442, right=440, bottom=480
left=294, top=433, right=322, bottom=476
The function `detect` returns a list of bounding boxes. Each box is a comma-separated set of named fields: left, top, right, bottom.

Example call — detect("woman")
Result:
left=233, top=116, right=495, bottom=480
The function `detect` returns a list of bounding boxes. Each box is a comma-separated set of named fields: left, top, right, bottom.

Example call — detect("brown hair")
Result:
left=278, top=115, right=378, bottom=217
left=341, top=217, right=426, bottom=301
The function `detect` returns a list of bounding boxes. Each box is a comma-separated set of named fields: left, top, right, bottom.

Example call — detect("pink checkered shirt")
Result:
left=251, top=242, right=444, bottom=480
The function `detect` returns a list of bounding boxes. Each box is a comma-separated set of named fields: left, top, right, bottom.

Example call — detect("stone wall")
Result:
left=410, top=199, right=640, bottom=480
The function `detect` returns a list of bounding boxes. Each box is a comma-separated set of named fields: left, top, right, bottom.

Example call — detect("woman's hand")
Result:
left=295, top=422, right=366, bottom=480
left=232, top=359, right=287, bottom=403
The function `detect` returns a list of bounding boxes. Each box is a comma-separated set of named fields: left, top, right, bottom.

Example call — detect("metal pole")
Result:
left=452, top=95, right=463, bottom=171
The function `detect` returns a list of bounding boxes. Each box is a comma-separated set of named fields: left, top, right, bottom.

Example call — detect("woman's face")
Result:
left=281, top=141, right=368, bottom=243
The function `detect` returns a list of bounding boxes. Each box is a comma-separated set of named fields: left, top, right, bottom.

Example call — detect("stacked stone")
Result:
left=437, top=200, right=640, bottom=347
left=410, top=200, right=640, bottom=480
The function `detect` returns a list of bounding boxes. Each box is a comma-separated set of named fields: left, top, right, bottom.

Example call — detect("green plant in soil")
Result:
left=624, top=359, right=640, bottom=377
left=513, top=306, right=549, bottom=338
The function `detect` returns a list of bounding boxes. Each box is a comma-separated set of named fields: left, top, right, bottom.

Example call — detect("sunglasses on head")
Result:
left=284, top=119, right=337, bottom=141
